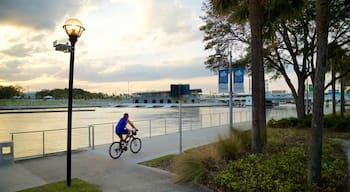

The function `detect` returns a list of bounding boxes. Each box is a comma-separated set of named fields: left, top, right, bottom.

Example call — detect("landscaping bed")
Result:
left=141, top=128, right=349, bottom=191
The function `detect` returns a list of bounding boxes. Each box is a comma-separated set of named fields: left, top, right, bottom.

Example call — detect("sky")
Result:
left=0, top=0, right=294, bottom=95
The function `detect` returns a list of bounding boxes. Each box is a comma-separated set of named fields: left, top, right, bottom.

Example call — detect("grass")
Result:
left=17, top=178, right=101, bottom=192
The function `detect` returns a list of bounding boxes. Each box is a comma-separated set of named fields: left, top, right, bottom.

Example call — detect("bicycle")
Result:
left=109, top=129, right=142, bottom=159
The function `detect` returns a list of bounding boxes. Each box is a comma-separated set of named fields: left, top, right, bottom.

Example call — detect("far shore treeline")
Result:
left=0, top=85, right=117, bottom=100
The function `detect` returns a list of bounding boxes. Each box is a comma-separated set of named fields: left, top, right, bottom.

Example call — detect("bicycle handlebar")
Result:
left=131, top=129, right=138, bottom=135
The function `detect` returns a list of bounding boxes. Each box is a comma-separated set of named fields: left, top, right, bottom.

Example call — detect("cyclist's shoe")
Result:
left=122, top=141, right=127, bottom=146
left=121, top=140, right=128, bottom=151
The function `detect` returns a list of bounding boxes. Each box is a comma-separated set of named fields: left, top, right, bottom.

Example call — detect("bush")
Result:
left=215, top=138, right=347, bottom=191
left=216, top=128, right=251, bottom=160
left=216, top=147, right=307, bottom=191
left=324, top=115, right=350, bottom=131
left=298, top=114, right=312, bottom=127
left=321, top=140, right=348, bottom=190
left=169, top=127, right=348, bottom=191
left=267, top=114, right=350, bottom=131
left=267, top=117, right=300, bottom=128
left=324, top=115, right=337, bottom=128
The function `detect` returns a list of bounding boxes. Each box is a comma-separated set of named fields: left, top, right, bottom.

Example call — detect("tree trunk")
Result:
left=341, top=77, right=345, bottom=117
left=332, top=63, right=336, bottom=115
left=249, top=0, right=265, bottom=153
left=296, top=78, right=306, bottom=119
left=308, top=0, right=329, bottom=185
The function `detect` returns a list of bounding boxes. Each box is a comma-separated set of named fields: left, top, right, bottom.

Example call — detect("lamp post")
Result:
left=215, top=46, right=233, bottom=129
left=63, top=18, right=85, bottom=186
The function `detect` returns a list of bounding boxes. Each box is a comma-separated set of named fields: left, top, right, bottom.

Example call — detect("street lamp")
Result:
left=63, top=18, right=85, bottom=186
left=215, top=46, right=233, bottom=129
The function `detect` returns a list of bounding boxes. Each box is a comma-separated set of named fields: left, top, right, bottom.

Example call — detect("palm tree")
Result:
left=326, top=43, right=350, bottom=116
left=209, top=0, right=304, bottom=153
left=247, top=0, right=265, bottom=153
left=308, top=0, right=329, bottom=185
left=210, top=0, right=265, bottom=153
left=340, top=56, right=350, bottom=116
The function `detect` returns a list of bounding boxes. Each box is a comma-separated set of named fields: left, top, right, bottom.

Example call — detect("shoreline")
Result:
left=0, top=104, right=102, bottom=110
left=0, top=108, right=96, bottom=114
left=0, top=102, right=228, bottom=111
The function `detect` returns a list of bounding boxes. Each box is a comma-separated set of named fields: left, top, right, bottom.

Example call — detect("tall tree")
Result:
left=207, top=0, right=305, bottom=151
left=247, top=0, right=265, bottom=152
left=308, top=0, right=329, bottom=185
left=0, top=85, right=23, bottom=99
left=209, top=0, right=265, bottom=152
left=340, top=56, right=350, bottom=116
left=201, top=0, right=350, bottom=121
left=326, top=43, right=350, bottom=115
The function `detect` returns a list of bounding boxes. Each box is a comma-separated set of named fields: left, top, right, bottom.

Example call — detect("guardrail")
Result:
left=9, top=109, right=295, bottom=160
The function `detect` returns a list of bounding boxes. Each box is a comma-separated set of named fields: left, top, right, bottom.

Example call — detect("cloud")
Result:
left=132, top=0, right=202, bottom=47
left=0, top=0, right=87, bottom=30
left=142, top=0, right=197, bottom=33
left=71, top=56, right=212, bottom=83
left=0, top=0, right=216, bottom=94
left=0, top=55, right=66, bottom=81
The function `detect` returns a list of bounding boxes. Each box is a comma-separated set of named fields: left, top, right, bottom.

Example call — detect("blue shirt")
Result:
left=115, top=117, right=127, bottom=134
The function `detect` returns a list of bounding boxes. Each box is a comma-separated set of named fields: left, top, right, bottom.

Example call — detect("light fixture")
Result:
left=63, top=18, right=85, bottom=38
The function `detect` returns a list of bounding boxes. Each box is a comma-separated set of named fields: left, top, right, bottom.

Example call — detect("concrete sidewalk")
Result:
left=0, top=123, right=250, bottom=192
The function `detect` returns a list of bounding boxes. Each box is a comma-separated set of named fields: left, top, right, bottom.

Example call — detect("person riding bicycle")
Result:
left=115, top=113, right=137, bottom=146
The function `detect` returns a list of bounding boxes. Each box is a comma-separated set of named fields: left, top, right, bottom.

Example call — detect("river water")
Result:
left=0, top=104, right=336, bottom=159
left=0, top=106, right=240, bottom=140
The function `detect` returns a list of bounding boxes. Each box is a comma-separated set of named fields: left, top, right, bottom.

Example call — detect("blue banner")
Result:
left=218, top=69, right=228, bottom=93
left=234, top=67, right=244, bottom=93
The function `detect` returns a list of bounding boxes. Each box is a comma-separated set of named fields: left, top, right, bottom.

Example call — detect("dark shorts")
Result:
left=116, top=128, right=128, bottom=135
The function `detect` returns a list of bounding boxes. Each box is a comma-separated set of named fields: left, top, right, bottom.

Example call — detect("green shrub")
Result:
left=298, top=114, right=312, bottom=127
left=216, top=128, right=251, bottom=160
left=215, top=139, right=347, bottom=191
left=268, top=114, right=350, bottom=130
left=324, top=115, right=337, bottom=128
left=267, top=118, right=277, bottom=128
left=216, top=147, right=307, bottom=191
left=323, top=115, right=350, bottom=131
left=320, top=140, right=348, bottom=190
left=267, top=117, right=300, bottom=128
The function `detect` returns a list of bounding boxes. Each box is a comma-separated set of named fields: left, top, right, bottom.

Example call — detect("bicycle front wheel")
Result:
left=109, top=141, right=123, bottom=159
left=130, top=138, right=142, bottom=153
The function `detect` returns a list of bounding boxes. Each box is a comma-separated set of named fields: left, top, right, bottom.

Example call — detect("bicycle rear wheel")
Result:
left=130, top=138, right=142, bottom=153
left=109, top=141, right=123, bottom=159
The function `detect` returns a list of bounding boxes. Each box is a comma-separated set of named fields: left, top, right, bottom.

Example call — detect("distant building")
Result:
left=271, top=90, right=287, bottom=94
left=132, top=89, right=202, bottom=104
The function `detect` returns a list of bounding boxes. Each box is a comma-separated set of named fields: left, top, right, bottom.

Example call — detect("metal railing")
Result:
left=9, top=109, right=295, bottom=160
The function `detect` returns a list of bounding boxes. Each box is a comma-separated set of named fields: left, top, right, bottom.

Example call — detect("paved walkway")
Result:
left=0, top=122, right=251, bottom=192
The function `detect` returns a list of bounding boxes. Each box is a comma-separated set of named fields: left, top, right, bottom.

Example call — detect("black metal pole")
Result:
left=67, top=36, right=77, bottom=186
left=229, top=49, right=233, bottom=129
